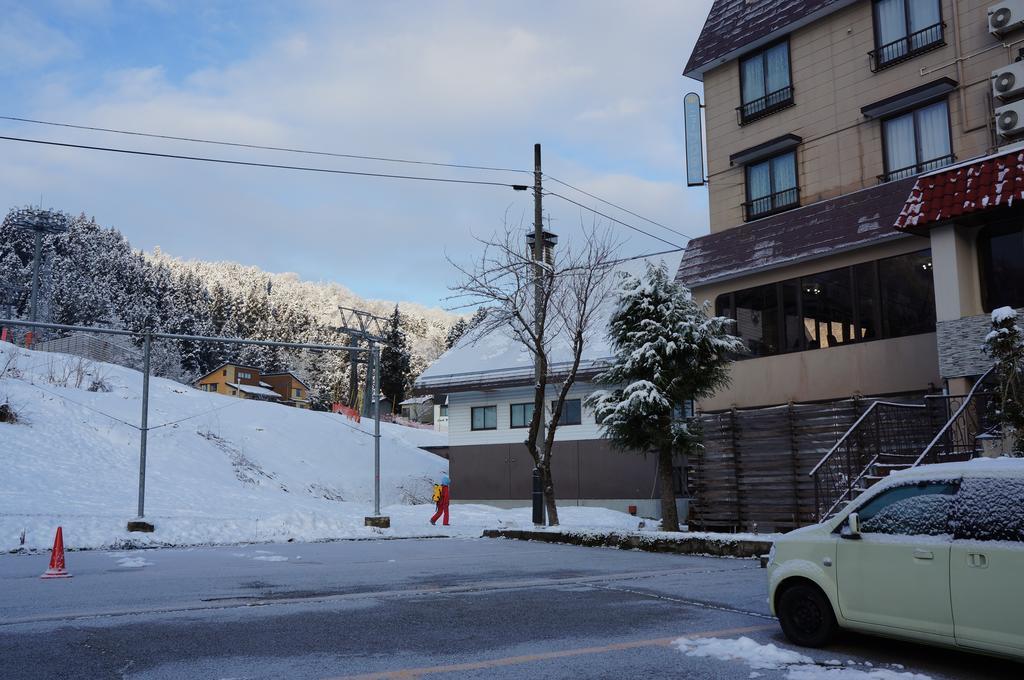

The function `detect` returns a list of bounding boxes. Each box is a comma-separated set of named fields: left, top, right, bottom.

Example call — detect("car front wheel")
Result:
left=777, top=582, right=837, bottom=648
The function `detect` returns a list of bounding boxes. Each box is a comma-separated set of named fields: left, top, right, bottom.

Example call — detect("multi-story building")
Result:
left=679, top=0, right=1014, bottom=411
left=262, top=371, right=312, bottom=409
left=194, top=363, right=305, bottom=406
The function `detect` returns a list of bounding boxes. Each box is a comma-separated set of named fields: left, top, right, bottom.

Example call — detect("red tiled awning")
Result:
left=894, top=148, right=1024, bottom=232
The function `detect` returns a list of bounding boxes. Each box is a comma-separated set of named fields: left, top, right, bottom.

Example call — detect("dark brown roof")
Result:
left=684, top=0, right=856, bottom=80
left=675, top=178, right=919, bottom=289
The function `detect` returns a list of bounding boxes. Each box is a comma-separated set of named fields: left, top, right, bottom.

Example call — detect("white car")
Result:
left=768, top=457, right=1024, bottom=661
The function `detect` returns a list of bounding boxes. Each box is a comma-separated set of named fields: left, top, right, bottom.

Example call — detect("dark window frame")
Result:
left=551, top=398, right=582, bottom=426
left=743, top=149, right=800, bottom=221
left=510, top=402, right=534, bottom=429
left=737, top=38, right=795, bottom=125
left=715, top=249, right=934, bottom=360
left=470, top=405, right=497, bottom=431
left=880, top=98, right=954, bottom=182
left=870, top=0, right=945, bottom=72
left=978, top=219, right=1024, bottom=312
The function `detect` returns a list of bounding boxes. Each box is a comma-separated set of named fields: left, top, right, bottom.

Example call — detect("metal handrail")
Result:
left=821, top=454, right=880, bottom=520
left=869, top=22, right=945, bottom=72
left=737, top=85, right=795, bottom=125
left=743, top=186, right=799, bottom=221
left=880, top=154, right=955, bottom=183
left=912, top=366, right=996, bottom=467
left=808, top=400, right=926, bottom=476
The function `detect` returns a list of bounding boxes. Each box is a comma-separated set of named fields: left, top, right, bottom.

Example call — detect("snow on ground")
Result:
left=0, top=341, right=643, bottom=551
left=674, top=636, right=933, bottom=679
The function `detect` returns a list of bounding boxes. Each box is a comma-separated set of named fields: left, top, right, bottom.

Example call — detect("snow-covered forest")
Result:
left=0, top=209, right=460, bottom=409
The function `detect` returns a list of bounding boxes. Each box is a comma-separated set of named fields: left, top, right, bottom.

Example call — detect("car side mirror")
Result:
left=842, top=512, right=861, bottom=540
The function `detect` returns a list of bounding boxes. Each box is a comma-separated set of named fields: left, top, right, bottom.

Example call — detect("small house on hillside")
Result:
left=399, top=395, right=434, bottom=424
left=262, top=371, right=312, bottom=409
left=194, top=363, right=309, bottom=406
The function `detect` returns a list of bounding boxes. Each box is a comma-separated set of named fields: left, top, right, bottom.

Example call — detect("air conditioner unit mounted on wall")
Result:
left=995, top=100, right=1024, bottom=139
left=989, top=1, right=1024, bottom=37
left=993, top=61, right=1024, bottom=102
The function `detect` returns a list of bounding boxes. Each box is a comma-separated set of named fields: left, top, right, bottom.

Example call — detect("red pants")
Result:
left=431, top=486, right=450, bottom=525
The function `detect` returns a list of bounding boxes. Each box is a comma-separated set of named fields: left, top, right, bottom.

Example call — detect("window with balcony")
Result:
left=744, top=151, right=798, bottom=220
left=738, top=40, right=793, bottom=124
left=871, top=0, right=944, bottom=71
left=881, top=99, right=953, bottom=181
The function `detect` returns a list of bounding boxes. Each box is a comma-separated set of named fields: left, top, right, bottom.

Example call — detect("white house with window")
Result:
left=413, top=255, right=687, bottom=519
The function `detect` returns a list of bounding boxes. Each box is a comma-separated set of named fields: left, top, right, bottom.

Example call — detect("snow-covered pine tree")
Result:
left=445, top=317, right=468, bottom=350
left=379, top=305, right=412, bottom=410
left=984, top=307, right=1024, bottom=454
left=586, top=262, right=744, bottom=531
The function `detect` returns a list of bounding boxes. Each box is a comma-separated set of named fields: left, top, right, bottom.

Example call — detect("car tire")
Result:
left=777, top=582, right=837, bottom=648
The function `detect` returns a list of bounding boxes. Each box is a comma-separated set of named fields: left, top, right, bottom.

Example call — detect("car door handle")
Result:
left=913, top=549, right=934, bottom=560
left=968, top=552, right=988, bottom=568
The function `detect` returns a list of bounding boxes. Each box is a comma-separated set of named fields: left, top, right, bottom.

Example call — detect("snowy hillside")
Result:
left=0, top=342, right=643, bottom=551
left=0, top=340, right=453, bottom=551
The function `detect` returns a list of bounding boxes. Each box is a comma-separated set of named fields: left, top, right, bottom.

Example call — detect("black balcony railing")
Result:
left=869, top=22, right=945, bottom=71
left=743, top=186, right=799, bottom=221
left=880, top=153, right=955, bottom=183
left=737, top=85, right=795, bottom=125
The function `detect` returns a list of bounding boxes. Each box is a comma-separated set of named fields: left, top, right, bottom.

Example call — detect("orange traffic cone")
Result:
left=40, top=526, right=72, bottom=579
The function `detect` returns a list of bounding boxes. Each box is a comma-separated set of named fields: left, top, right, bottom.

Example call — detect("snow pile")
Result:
left=674, top=636, right=933, bottom=679
left=0, top=341, right=645, bottom=551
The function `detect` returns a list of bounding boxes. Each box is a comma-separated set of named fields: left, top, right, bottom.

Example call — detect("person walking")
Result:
left=430, top=472, right=450, bottom=526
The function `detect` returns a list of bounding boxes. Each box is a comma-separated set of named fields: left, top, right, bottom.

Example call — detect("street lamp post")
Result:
left=2, top=207, right=71, bottom=325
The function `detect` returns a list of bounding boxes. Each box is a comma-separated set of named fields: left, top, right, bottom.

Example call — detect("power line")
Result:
left=543, top=191, right=684, bottom=249
left=0, top=115, right=532, bottom=175
left=0, top=135, right=529, bottom=189
left=543, top=174, right=693, bottom=242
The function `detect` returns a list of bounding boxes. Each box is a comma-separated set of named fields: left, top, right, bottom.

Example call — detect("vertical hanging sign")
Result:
left=683, top=92, right=705, bottom=187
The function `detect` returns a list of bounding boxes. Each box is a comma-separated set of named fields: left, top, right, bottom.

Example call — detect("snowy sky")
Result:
left=0, top=0, right=712, bottom=308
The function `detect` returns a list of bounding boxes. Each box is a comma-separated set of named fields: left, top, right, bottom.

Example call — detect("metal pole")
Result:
left=137, top=330, right=152, bottom=518
left=533, top=143, right=547, bottom=522
left=29, top=231, right=42, bottom=323
left=373, top=344, right=381, bottom=516
left=362, top=340, right=376, bottom=417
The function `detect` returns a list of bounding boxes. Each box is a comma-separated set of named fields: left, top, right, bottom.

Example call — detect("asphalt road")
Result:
left=0, top=538, right=1016, bottom=679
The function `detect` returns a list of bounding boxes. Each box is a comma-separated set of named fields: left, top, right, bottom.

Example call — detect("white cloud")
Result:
left=0, top=0, right=715, bottom=306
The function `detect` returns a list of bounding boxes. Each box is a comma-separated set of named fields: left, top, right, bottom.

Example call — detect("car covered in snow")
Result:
left=767, top=457, right=1024, bottom=661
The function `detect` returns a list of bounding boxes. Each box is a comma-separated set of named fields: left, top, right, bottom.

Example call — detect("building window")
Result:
left=471, top=405, right=497, bottom=431
left=744, top=151, right=798, bottom=220
left=871, top=0, right=944, bottom=71
left=738, top=40, right=793, bottom=124
left=510, top=402, right=534, bottom=428
left=293, top=388, right=302, bottom=398
left=223, top=369, right=227, bottom=376
left=715, top=249, right=935, bottom=358
left=238, top=371, right=253, bottom=380
left=439, top=404, right=448, bottom=417
left=552, top=399, right=582, bottom=426
left=882, top=100, right=953, bottom=181
left=979, top=221, right=1024, bottom=312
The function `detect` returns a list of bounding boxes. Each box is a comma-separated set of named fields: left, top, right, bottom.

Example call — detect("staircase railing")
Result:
left=914, top=367, right=997, bottom=467
left=809, top=400, right=932, bottom=522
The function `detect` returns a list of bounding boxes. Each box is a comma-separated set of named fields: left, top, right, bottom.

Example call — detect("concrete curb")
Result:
left=482, top=529, right=773, bottom=559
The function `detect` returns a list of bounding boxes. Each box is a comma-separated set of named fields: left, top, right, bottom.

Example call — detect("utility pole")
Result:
left=127, top=330, right=155, bottom=533
left=532, top=143, right=546, bottom=526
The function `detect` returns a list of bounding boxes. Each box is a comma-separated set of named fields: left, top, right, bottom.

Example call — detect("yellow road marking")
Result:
left=326, top=624, right=776, bottom=679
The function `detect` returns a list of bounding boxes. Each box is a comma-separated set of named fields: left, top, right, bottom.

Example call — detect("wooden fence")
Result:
left=690, top=398, right=873, bottom=532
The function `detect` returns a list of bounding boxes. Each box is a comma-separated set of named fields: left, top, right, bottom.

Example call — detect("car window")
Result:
left=953, top=477, right=1024, bottom=542
left=855, top=481, right=958, bottom=536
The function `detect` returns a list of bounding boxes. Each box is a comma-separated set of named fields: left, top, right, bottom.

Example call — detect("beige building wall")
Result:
left=692, top=236, right=941, bottom=411
left=702, top=0, right=1006, bottom=234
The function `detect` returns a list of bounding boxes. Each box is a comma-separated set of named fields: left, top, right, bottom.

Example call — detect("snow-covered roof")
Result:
left=415, top=252, right=683, bottom=393
left=399, top=395, right=433, bottom=406
left=226, top=382, right=282, bottom=398
left=258, top=381, right=273, bottom=388
left=888, top=457, right=1024, bottom=481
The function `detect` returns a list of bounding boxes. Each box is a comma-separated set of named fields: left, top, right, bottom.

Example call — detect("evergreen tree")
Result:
left=984, top=307, right=1024, bottom=454
left=445, top=317, right=468, bottom=350
left=586, top=263, right=744, bottom=531
left=379, top=305, right=412, bottom=409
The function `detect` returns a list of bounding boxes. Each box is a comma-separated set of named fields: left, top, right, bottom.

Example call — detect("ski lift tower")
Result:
left=3, top=207, right=71, bottom=323
left=338, top=305, right=392, bottom=528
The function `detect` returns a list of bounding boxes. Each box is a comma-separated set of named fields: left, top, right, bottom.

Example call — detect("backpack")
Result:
left=431, top=484, right=442, bottom=503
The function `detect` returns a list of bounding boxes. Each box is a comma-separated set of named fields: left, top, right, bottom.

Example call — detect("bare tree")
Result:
left=449, top=218, right=619, bottom=525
